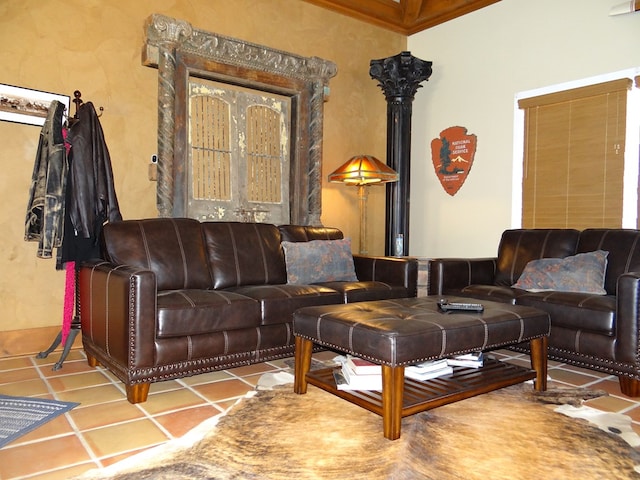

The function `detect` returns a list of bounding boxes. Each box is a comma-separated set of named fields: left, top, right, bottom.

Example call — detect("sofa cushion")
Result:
left=318, top=280, right=410, bottom=303
left=156, top=290, right=261, bottom=337
left=459, top=285, right=527, bottom=305
left=227, top=284, right=342, bottom=325
left=202, top=222, right=287, bottom=289
left=494, top=229, right=580, bottom=287
left=516, top=292, right=615, bottom=335
left=512, top=250, right=608, bottom=295
left=278, top=225, right=343, bottom=242
left=282, top=238, right=358, bottom=285
left=577, top=229, right=640, bottom=295
left=102, top=218, right=212, bottom=291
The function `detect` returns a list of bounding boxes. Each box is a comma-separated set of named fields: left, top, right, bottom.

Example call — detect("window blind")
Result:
left=518, top=78, right=631, bottom=229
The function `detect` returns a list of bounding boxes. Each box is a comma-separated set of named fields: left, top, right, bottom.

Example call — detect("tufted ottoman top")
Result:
left=293, top=296, right=550, bottom=367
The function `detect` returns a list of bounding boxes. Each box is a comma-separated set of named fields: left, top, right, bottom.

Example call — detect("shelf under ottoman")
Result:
left=304, top=357, right=537, bottom=419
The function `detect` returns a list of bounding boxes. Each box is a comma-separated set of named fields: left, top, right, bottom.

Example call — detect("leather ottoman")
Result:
left=293, top=296, right=550, bottom=440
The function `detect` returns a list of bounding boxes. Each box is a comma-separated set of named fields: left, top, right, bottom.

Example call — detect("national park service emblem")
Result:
left=430, top=126, right=477, bottom=196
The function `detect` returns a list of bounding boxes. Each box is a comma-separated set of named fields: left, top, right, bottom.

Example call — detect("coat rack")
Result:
left=68, top=90, right=103, bottom=125
left=36, top=271, right=81, bottom=370
left=36, top=90, right=104, bottom=370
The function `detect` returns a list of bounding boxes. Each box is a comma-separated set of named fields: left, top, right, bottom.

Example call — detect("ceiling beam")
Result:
left=409, top=0, right=499, bottom=34
left=302, top=0, right=406, bottom=34
left=402, top=0, right=423, bottom=25
left=301, top=0, right=501, bottom=35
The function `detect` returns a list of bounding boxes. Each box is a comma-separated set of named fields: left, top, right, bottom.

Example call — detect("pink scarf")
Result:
left=62, top=261, right=75, bottom=345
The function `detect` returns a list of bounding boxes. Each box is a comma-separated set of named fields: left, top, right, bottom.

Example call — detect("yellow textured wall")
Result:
left=0, top=0, right=405, bottom=355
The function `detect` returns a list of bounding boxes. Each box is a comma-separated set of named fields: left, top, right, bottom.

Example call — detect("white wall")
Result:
left=408, top=0, right=640, bottom=258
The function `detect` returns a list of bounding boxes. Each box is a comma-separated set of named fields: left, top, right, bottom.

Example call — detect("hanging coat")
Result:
left=25, top=100, right=68, bottom=260
left=67, top=102, right=122, bottom=238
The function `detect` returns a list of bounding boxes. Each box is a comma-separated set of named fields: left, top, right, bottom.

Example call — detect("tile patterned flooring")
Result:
left=1, top=348, right=640, bottom=479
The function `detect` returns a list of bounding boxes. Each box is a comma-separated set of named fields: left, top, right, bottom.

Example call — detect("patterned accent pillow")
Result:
left=282, top=239, right=358, bottom=285
left=512, top=250, right=609, bottom=294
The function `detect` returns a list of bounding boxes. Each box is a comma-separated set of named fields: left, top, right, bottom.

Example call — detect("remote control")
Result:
left=438, top=300, right=484, bottom=313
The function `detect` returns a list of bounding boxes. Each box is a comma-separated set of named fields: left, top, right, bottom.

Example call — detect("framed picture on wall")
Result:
left=0, top=84, right=69, bottom=126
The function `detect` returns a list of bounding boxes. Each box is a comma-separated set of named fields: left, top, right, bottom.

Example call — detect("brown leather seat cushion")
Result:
left=227, top=284, right=342, bottom=326
left=157, top=290, right=260, bottom=337
left=318, top=280, right=411, bottom=303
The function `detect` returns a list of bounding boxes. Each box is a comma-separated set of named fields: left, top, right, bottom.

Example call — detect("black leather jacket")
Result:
left=67, top=102, right=122, bottom=240
left=25, top=100, right=68, bottom=259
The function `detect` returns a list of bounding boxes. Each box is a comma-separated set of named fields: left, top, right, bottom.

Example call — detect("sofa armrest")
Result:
left=79, top=260, right=157, bottom=369
left=353, top=255, right=418, bottom=297
left=616, top=272, right=640, bottom=364
left=427, top=258, right=497, bottom=296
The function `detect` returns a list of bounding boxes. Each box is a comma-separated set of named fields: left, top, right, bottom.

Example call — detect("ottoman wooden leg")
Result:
left=382, top=365, right=405, bottom=440
left=529, top=336, right=548, bottom=392
left=294, top=336, right=313, bottom=394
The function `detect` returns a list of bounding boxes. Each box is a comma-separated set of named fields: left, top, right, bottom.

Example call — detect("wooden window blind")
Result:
left=518, top=78, right=631, bottom=229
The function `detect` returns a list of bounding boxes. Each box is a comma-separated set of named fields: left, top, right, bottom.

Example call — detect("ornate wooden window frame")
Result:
left=142, top=14, right=337, bottom=224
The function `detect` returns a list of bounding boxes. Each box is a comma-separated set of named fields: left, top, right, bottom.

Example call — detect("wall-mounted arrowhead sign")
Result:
left=430, top=126, right=477, bottom=196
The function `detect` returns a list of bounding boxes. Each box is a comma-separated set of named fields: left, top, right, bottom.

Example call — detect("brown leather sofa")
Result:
left=79, top=218, right=417, bottom=403
left=428, top=228, right=640, bottom=397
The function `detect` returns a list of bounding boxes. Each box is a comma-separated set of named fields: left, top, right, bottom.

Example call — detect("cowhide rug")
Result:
left=76, top=381, right=640, bottom=479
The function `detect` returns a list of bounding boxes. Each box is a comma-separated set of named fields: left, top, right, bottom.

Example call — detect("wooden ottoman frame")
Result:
left=293, top=297, right=549, bottom=440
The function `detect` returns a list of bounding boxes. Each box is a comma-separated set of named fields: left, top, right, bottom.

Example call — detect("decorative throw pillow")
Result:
left=282, top=238, right=358, bottom=285
left=512, top=250, right=609, bottom=294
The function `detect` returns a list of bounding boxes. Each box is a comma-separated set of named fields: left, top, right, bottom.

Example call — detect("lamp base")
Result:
left=358, top=185, right=368, bottom=255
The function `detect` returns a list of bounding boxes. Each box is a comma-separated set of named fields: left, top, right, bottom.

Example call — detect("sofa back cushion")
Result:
left=202, top=222, right=287, bottom=289
left=278, top=225, right=344, bottom=242
left=101, top=218, right=212, bottom=291
left=577, top=229, right=640, bottom=295
left=494, top=229, right=580, bottom=286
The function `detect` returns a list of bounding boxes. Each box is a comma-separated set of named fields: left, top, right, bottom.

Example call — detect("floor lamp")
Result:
left=328, top=155, right=398, bottom=255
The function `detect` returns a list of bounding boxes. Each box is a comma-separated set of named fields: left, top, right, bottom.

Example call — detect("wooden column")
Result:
left=370, top=52, right=432, bottom=256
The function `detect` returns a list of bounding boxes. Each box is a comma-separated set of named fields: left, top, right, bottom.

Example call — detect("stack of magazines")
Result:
left=333, top=356, right=382, bottom=390
left=447, top=351, right=484, bottom=368
left=333, top=355, right=457, bottom=389
left=332, top=353, right=486, bottom=390
left=405, top=359, right=453, bottom=381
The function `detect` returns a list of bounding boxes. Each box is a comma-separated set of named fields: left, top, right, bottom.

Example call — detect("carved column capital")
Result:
left=369, top=51, right=432, bottom=101
left=147, top=14, right=193, bottom=46
left=307, top=57, right=338, bottom=83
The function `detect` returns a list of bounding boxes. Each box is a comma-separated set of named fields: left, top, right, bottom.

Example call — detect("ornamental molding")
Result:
left=144, top=14, right=337, bottom=83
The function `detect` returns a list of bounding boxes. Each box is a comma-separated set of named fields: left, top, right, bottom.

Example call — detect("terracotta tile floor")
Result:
left=1, top=348, right=639, bottom=479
